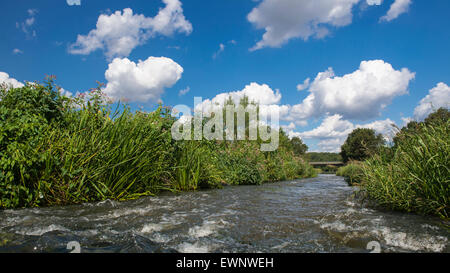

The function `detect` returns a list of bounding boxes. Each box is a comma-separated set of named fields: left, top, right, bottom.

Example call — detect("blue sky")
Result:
left=1, top=0, right=449, bottom=152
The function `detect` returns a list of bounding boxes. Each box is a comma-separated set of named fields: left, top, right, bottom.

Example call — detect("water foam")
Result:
left=373, top=227, right=448, bottom=252
left=177, top=242, right=209, bottom=253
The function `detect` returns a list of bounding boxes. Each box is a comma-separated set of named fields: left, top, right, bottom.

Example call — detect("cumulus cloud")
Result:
left=200, top=82, right=282, bottom=107
left=380, top=0, right=412, bottom=22
left=0, top=72, right=24, bottom=88
left=413, top=82, right=450, bottom=120
left=103, top=56, right=183, bottom=102
left=67, top=0, right=81, bottom=6
left=300, top=115, right=354, bottom=140
left=195, top=82, right=287, bottom=122
left=247, top=0, right=360, bottom=50
left=69, top=0, right=192, bottom=59
left=290, top=60, right=415, bottom=121
left=296, top=114, right=396, bottom=152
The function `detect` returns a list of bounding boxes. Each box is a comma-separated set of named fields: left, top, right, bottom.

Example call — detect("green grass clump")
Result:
left=361, top=120, right=449, bottom=219
left=336, top=162, right=364, bottom=186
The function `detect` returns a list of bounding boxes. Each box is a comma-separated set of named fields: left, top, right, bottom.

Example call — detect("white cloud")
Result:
left=367, top=0, right=383, bottom=5
left=247, top=0, right=360, bottom=50
left=69, top=0, right=192, bottom=59
left=179, top=86, right=190, bottom=96
left=296, top=114, right=396, bottom=152
left=201, top=82, right=282, bottom=107
left=103, top=56, right=183, bottom=102
left=296, top=78, right=310, bottom=91
left=290, top=60, right=415, bottom=121
left=0, top=72, right=24, bottom=88
left=380, top=0, right=412, bottom=22
left=57, top=87, right=73, bottom=97
left=300, top=115, right=354, bottom=140
left=413, top=82, right=450, bottom=120
left=13, top=49, right=23, bottom=55
left=212, top=43, right=225, bottom=59
left=67, top=0, right=81, bottom=6
left=213, top=40, right=237, bottom=59
left=401, top=116, right=413, bottom=127
left=17, top=9, right=38, bottom=38
left=356, top=118, right=396, bottom=142
left=195, top=82, right=288, bottom=122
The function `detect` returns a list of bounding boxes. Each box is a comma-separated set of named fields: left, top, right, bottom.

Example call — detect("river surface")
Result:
left=0, top=175, right=448, bottom=253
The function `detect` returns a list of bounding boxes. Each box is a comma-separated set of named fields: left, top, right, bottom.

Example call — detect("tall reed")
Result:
left=361, top=120, right=449, bottom=219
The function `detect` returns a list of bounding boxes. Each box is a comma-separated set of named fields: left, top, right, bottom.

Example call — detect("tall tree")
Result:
left=340, top=128, right=385, bottom=162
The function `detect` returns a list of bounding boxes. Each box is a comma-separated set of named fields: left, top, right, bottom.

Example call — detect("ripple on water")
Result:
left=0, top=175, right=449, bottom=253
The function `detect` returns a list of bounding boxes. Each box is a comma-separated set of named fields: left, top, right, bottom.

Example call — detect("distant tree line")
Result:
left=305, top=152, right=342, bottom=162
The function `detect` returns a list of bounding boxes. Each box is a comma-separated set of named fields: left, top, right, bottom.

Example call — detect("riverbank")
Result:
left=337, top=111, right=449, bottom=220
left=0, top=80, right=317, bottom=209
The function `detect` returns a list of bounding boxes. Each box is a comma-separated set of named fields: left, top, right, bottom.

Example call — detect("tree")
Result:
left=340, top=128, right=385, bottom=163
left=393, top=108, right=449, bottom=150
left=424, top=107, right=449, bottom=126
left=289, top=136, right=308, bottom=156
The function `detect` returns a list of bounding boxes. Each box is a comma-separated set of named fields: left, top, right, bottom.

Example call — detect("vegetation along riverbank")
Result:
left=0, top=79, right=317, bottom=209
left=337, top=108, right=449, bottom=219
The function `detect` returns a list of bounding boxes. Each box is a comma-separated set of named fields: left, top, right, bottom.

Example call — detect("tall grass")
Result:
left=0, top=81, right=317, bottom=209
left=336, top=162, right=364, bottom=186
left=361, top=120, right=449, bottom=219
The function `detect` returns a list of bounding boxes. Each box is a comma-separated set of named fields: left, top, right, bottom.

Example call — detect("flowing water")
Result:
left=0, top=175, right=448, bottom=253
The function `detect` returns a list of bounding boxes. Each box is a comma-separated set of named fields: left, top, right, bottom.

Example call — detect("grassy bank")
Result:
left=0, top=80, right=317, bottom=209
left=337, top=111, right=449, bottom=219
left=336, top=162, right=364, bottom=186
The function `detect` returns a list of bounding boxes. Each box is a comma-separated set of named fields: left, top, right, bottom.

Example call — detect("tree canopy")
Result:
left=340, top=128, right=385, bottom=163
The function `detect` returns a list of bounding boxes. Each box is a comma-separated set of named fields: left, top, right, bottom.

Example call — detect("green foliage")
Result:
left=393, top=107, right=449, bottom=151
left=305, top=152, right=342, bottom=162
left=0, top=81, right=316, bottom=209
left=0, top=78, right=68, bottom=208
left=336, top=162, right=364, bottom=186
left=288, top=136, right=308, bottom=156
left=340, top=128, right=385, bottom=163
left=172, top=141, right=223, bottom=191
left=361, top=117, right=449, bottom=219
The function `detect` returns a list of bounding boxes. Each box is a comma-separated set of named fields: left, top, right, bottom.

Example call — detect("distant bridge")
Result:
left=309, top=162, right=345, bottom=167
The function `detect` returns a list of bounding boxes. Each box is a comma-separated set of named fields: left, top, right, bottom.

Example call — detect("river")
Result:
left=0, top=175, right=448, bottom=253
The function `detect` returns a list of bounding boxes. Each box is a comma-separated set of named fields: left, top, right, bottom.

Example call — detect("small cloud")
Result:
left=67, top=0, right=81, bottom=6
left=212, top=43, right=225, bottom=59
left=168, top=45, right=181, bottom=50
left=380, top=0, right=412, bottom=22
left=366, top=0, right=383, bottom=5
left=12, top=48, right=23, bottom=55
left=17, top=9, right=38, bottom=38
left=296, top=78, right=310, bottom=91
left=179, top=86, right=190, bottom=96
left=212, top=40, right=236, bottom=60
